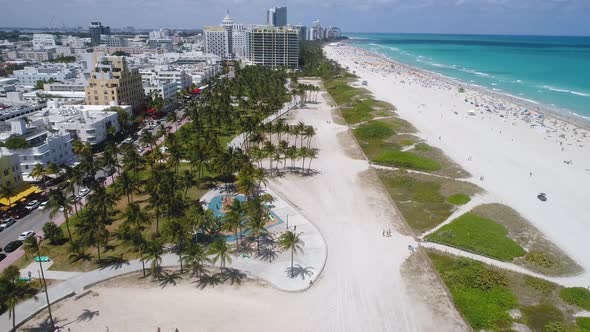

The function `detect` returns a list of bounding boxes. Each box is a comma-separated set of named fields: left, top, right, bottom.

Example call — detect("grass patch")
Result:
left=426, top=212, right=526, bottom=261
left=524, top=276, right=557, bottom=295
left=577, top=317, right=590, bottom=331
left=560, top=288, right=590, bottom=310
left=472, top=204, right=582, bottom=276
left=353, top=121, right=395, bottom=140
left=378, top=169, right=480, bottom=233
left=447, top=193, right=471, bottom=205
left=400, top=139, right=414, bottom=146
left=428, top=251, right=517, bottom=330
left=414, top=143, right=431, bottom=151
left=340, top=99, right=375, bottom=124
left=521, top=303, right=565, bottom=332
left=374, top=150, right=442, bottom=172
left=324, top=78, right=368, bottom=105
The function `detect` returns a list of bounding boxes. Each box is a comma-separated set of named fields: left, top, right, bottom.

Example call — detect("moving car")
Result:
left=537, top=193, right=547, bottom=202
left=0, top=218, right=16, bottom=230
left=25, top=200, right=41, bottom=210
left=79, top=188, right=91, bottom=197
left=38, top=201, right=48, bottom=210
left=4, top=240, right=23, bottom=253
left=18, top=231, right=35, bottom=241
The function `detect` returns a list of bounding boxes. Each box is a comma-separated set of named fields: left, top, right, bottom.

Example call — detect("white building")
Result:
left=16, top=48, right=56, bottom=62
left=28, top=102, right=131, bottom=145
left=143, top=81, right=179, bottom=103
left=0, top=119, right=75, bottom=176
left=139, top=65, right=191, bottom=91
left=204, top=26, right=229, bottom=59
left=62, top=36, right=88, bottom=48
left=32, top=34, right=57, bottom=50
left=12, top=64, right=77, bottom=87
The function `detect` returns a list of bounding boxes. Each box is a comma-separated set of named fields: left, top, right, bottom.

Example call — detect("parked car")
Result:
left=96, top=176, right=106, bottom=183
left=123, top=137, right=133, bottom=144
left=18, top=231, right=35, bottom=241
left=79, top=188, right=91, bottom=197
left=25, top=200, right=41, bottom=210
left=0, top=253, right=6, bottom=261
left=105, top=168, right=116, bottom=176
left=0, top=218, right=16, bottom=230
left=4, top=240, right=23, bottom=253
left=38, top=201, right=49, bottom=210
left=12, top=208, right=30, bottom=219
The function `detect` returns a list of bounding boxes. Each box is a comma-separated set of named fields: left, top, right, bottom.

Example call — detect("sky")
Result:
left=1, top=0, right=589, bottom=35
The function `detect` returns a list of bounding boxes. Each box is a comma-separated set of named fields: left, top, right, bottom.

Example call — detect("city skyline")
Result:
left=1, top=0, right=589, bottom=36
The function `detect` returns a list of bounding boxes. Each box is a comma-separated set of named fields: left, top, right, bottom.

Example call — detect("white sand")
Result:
left=324, top=44, right=590, bottom=276
left=24, top=80, right=466, bottom=332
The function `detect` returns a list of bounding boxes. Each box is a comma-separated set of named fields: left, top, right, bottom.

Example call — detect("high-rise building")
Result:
left=89, top=22, right=110, bottom=46
left=246, top=26, right=299, bottom=69
left=86, top=55, right=145, bottom=113
left=267, top=6, right=287, bottom=27
left=222, top=10, right=234, bottom=57
left=204, top=26, right=229, bottom=59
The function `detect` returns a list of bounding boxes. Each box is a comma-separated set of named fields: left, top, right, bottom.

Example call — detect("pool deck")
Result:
left=201, top=187, right=327, bottom=292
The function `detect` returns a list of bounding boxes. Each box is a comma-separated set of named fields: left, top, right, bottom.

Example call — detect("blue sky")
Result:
left=1, top=0, right=589, bottom=35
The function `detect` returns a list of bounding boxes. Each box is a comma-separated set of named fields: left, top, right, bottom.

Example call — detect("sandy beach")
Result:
left=22, top=79, right=466, bottom=331
left=324, top=44, right=590, bottom=275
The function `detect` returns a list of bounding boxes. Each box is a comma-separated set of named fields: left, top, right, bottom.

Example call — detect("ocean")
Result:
left=347, top=33, right=590, bottom=120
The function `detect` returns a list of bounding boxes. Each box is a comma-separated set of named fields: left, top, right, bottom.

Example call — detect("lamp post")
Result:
left=34, top=236, right=55, bottom=330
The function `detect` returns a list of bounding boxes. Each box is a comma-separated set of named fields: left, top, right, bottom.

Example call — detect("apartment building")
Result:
left=246, top=27, right=299, bottom=69
left=86, top=55, right=145, bottom=113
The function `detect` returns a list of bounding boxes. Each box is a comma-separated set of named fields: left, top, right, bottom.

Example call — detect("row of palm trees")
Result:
left=1, top=65, right=310, bottom=331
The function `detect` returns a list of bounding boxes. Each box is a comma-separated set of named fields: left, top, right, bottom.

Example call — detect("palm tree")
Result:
left=140, top=130, right=156, bottom=151
left=306, top=148, right=318, bottom=174
left=115, top=170, right=138, bottom=204
left=143, top=239, right=164, bottom=280
left=277, top=230, right=305, bottom=278
left=63, top=166, right=81, bottom=216
left=30, top=163, right=47, bottom=192
left=47, top=189, right=73, bottom=242
left=208, top=237, right=235, bottom=268
left=23, top=236, right=55, bottom=329
left=163, top=218, right=189, bottom=274
left=179, top=170, right=197, bottom=199
left=76, top=209, right=109, bottom=261
left=222, top=209, right=242, bottom=248
left=1, top=265, right=38, bottom=332
left=46, top=162, right=60, bottom=179
left=246, top=198, right=268, bottom=256
left=0, top=184, right=16, bottom=209
left=182, top=242, right=209, bottom=278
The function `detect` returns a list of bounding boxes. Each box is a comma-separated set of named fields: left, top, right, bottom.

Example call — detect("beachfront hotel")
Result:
left=246, top=26, right=299, bottom=69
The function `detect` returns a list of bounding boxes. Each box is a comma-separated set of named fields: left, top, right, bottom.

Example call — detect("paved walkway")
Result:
left=21, top=261, right=82, bottom=281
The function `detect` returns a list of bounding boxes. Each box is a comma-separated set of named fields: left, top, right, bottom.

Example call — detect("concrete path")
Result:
left=21, top=261, right=82, bottom=281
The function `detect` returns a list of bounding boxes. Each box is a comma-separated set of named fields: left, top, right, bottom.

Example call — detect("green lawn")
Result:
left=374, top=150, right=442, bottom=172
left=578, top=317, right=590, bottom=331
left=427, top=212, right=526, bottom=261
left=341, top=99, right=376, bottom=124
left=353, top=121, right=395, bottom=140
left=447, top=193, right=471, bottom=205
left=560, top=287, right=590, bottom=310
left=324, top=78, right=368, bottom=105
left=428, top=251, right=518, bottom=330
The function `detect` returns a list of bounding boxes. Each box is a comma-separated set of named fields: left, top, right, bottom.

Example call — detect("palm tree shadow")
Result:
left=194, top=272, right=222, bottom=289
left=220, top=267, right=246, bottom=285
left=76, top=308, right=100, bottom=322
left=285, top=264, right=315, bottom=280
left=258, top=246, right=278, bottom=262
left=97, top=255, right=130, bottom=270
left=158, top=271, right=183, bottom=288
left=21, top=316, right=66, bottom=331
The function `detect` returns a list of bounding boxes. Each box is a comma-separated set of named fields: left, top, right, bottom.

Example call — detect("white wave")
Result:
left=542, top=85, right=590, bottom=97
left=491, top=83, right=498, bottom=86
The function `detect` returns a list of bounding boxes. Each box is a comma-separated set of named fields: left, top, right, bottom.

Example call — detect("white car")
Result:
left=25, top=200, right=41, bottom=210
left=38, top=201, right=48, bottom=210
left=79, top=188, right=90, bottom=197
left=18, top=231, right=35, bottom=241
left=0, top=218, right=16, bottom=230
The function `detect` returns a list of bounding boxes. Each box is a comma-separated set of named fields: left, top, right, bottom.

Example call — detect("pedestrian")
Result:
left=382, top=230, right=385, bottom=237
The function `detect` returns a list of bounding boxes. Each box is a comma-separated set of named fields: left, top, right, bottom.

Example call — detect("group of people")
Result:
left=382, top=229, right=392, bottom=237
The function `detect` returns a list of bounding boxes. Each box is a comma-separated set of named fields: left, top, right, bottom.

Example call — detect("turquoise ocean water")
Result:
left=347, top=33, right=590, bottom=120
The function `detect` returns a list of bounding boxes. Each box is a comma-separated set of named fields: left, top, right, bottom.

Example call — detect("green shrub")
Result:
left=429, top=253, right=518, bottom=330
left=524, top=276, right=556, bottom=295
left=354, top=121, right=394, bottom=140
left=447, top=193, right=471, bottom=205
left=427, top=212, right=526, bottom=261
left=373, top=150, right=442, bottom=172
left=526, top=251, right=556, bottom=268
left=1, top=136, right=31, bottom=149
left=42, top=222, right=66, bottom=245
left=522, top=303, right=564, bottom=331
left=577, top=317, right=590, bottom=331
left=560, top=287, right=590, bottom=310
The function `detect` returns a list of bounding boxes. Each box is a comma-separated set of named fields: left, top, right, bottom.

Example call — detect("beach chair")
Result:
left=34, top=256, right=50, bottom=262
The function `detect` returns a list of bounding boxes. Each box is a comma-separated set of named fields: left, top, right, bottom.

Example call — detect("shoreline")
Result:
left=344, top=41, right=590, bottom=132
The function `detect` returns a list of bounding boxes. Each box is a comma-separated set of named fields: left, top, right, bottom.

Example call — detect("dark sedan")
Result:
left=4, top=240, right=23, bottom=253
